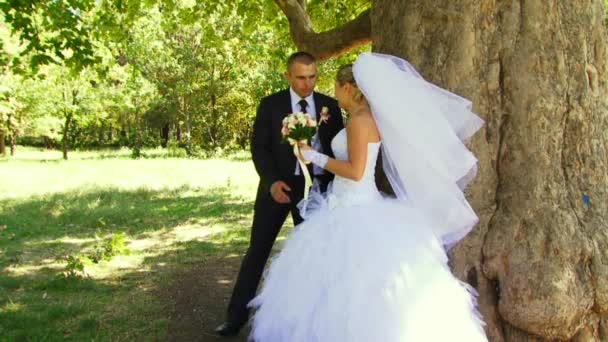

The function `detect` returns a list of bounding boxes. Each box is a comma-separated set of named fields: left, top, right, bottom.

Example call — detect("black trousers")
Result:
left=225, top=174, right=331, bottom=324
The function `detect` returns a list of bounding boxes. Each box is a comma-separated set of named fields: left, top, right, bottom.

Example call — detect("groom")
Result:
left=215, top=51, right=344, bottom=337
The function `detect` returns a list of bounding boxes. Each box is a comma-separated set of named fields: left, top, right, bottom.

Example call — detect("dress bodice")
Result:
left=328, top=129, right=383, bottom=207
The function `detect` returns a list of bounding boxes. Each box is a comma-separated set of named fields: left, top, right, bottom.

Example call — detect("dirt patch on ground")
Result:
left=164, top=253, right=250, bottom=342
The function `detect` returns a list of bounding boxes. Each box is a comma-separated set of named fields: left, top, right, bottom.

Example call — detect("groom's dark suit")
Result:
left=225, top=88, right=344, bottom=326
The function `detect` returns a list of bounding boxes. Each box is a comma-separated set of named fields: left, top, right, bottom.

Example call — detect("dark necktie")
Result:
left=298, top=99, right=308, bottom=113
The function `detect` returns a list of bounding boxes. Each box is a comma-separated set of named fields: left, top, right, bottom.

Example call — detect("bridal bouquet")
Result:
left=281, top=112, right=317, bottom=144
left=281, top=112, right=318, bottom=198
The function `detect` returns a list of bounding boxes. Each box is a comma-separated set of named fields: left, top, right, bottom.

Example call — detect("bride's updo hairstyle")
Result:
left=336, top=63, right=396, bottom=197
left=336, top=64, right=366, bottom=104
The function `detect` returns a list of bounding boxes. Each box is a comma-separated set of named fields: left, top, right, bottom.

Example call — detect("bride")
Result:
left=247, top=52, right=488, bottom=342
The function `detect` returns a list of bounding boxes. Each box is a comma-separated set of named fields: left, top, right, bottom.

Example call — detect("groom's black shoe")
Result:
left=214, top=321, right=243, bottom=337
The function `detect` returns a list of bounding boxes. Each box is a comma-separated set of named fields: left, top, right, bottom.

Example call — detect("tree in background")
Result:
left=0, top=0, right=367, bottom=155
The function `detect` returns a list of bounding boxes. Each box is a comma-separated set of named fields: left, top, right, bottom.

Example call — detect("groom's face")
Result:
left=286, top=62, right=318, bottom=98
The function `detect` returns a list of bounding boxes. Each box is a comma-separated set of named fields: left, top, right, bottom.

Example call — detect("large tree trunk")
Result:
left=372, top=1, right=608, bottom=340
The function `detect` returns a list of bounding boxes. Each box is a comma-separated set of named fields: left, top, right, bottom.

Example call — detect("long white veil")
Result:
left=353, top=52, right=484, bottom=248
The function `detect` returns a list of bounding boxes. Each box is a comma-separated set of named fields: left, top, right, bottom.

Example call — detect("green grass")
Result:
left=0, top=146, right=279, bottom=341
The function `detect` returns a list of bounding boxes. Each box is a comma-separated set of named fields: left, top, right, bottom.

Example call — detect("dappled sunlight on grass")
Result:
left=0, top=195, right=248, bottom=279
left=88, top=254, right=153, bottom=280
left=173, top=222, right=226, bottom=242
left=36, top=236, right=98, bottom=245
left=128, top=229, right=176, bottom=251
left=4, top=262, right=65, bottom=277
left=6, top=237, right=98, bottom=276
left=1, top=185, right=252, bottom=241
left=0, top=150, right=259, bottom=340
left=127, top=222, right=228, bottom=252
left=1, top=300, right=25, bottom=313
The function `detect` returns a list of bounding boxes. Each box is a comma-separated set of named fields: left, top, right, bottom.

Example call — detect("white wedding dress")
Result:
left=248, top=128, right=487, bottom=342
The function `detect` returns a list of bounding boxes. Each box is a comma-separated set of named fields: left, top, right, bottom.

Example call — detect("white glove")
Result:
left=302, top=149, right=329, bottom=168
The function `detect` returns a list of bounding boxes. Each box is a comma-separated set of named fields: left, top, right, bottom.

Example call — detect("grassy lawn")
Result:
left=0, top=147, right=284, bottom=341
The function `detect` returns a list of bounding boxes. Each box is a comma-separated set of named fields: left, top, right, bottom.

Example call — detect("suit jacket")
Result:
left=251, top=89, right=344, bottom=193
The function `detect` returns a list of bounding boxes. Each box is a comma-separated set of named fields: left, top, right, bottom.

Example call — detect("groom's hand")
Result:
left=270, top=181, right=291, bottom=204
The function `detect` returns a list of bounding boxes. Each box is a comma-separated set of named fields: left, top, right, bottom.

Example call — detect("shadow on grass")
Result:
left=0, top=271, right=118, bottom=340
left=0, top=185, right=252, bottom=258
left=0, top=239, right=253, bottom=341
left=0, top=184, right=255, bottom=287
left=0, top=185, right=257, bottom=341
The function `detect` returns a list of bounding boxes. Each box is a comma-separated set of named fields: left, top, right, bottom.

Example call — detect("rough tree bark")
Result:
left=278, top=1, right=608, bottom=341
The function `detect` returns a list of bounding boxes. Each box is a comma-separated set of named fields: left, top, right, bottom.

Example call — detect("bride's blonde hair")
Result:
left=336, top=64, right=366, bottom=104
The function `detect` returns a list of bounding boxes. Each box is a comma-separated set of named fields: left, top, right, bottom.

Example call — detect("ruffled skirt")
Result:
left=248, top=192, right=487, bottom=342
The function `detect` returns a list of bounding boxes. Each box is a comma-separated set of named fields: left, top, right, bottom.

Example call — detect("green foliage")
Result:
left=62, top=254, right=91, bottom=278
left=0, top=0, right=370, bottom=154
left=0, top=1, right=99, bottom=71
left=91, top=232, right=131, bottom=263
left=167, top=139, right=188, bottom=157
left=62, top=232, right=130, bottom=278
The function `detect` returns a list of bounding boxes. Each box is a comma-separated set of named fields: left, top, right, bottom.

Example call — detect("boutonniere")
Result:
left=319, top=106, right=330, bottom=125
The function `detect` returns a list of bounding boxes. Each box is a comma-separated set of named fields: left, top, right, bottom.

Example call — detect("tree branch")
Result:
left=274, top=0, right=371, bottom=61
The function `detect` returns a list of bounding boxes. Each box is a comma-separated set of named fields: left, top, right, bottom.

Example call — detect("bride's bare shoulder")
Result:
left=348, top=110, right=374, bottom=126
left=346, top=111, right=380, bottom=141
